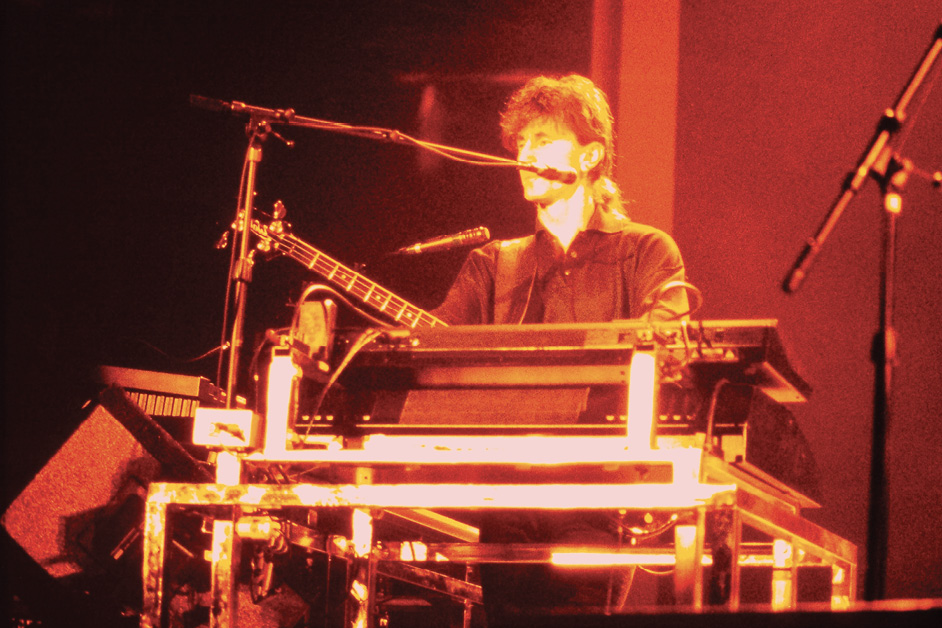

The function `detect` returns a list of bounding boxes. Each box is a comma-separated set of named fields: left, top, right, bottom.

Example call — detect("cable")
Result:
left=644, top=280, right=704, bottom=323
left=298, top=327, right=386, bottom=440
left=295, top=283, right=398, bottom=330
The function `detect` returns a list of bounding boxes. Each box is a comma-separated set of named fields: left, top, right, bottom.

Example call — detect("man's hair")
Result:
left=499, top=74, right=623, bottom=209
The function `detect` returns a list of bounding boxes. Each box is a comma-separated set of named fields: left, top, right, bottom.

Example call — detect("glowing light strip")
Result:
left=263, top=355, right=300, bottom=455
left=553, top=552, right=680, bottom=566
left=551, top=552, right=798, bottom=567
left=246, top=435, right=704, bottom=466
left=351, top=509, right=372, bottom=558
left=626, top=351, right=656, bottom=449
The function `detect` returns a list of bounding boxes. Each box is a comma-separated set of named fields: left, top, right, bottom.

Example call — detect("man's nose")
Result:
left=517, top=141, right=535, bottom=162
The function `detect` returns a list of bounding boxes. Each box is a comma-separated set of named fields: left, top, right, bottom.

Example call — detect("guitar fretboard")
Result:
left=259, top=224, right=446, bottom=329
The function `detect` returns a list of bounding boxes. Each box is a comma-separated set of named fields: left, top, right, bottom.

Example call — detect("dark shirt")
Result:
left=433, top=205, right=689, bottom=325
left=431, top=204, right=692, bottom=621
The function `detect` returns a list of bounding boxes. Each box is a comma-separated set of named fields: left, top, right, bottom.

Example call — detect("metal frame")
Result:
left=139, top=450, right=855, bottom=627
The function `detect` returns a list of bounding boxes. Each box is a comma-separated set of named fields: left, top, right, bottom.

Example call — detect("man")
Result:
left=431, top=75, right=692, bottom=623
left=433, top=74, right=690, bottom=326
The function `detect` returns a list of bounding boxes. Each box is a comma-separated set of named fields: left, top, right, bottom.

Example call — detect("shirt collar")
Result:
left=534, top=201, right=631, bottom=236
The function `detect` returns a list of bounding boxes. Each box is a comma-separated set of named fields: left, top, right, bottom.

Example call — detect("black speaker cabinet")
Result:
left=3, top=400, right=163, bottom=579
left=3, top=386, right=212, bottom=626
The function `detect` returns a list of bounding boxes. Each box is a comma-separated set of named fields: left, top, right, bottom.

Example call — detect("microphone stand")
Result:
left=208, top=105, right=293, bottom=408
left=224, top=121, right=265, bottom=408
left=782, top=22, right=942, bottom=601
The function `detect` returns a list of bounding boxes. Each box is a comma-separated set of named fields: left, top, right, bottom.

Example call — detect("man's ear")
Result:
left=581, top=142, right=604, bottom=171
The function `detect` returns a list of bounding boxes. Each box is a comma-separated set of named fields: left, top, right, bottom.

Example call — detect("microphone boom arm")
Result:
left=783, top=23, right=942, bottom=293
left=190, top=94, right=566, bottom=178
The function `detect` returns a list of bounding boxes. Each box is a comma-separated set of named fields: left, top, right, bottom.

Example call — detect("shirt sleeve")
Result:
left=430, top=243, right=499, bottom=325
left=630, top=229, right=690, bottom=321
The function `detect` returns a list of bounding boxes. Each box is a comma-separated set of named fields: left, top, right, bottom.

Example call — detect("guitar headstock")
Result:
left=250, top=218, right=273, bottom=253
left=251, top=201, right=291, bottom=253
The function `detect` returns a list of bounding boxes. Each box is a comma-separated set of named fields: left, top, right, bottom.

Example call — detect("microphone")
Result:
left=517, top=162, right=578, bottom=184
left=394, top=226, right=490, bottom=255
left=189, top=94, right=295, bottom=122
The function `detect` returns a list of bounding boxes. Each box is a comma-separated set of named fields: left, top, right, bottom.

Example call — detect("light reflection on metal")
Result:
left=350, top=578, right=368, bottom=602
left=235, top=516, right=275, bottom=540
left=385, top=508, right=480, bottom=542
left=215, top=451, right=242, bottom=485
left=885, top=191, right=902, bottom=214
left=399, top=541, right=429, bottom=561
left=833, top=565, right=845, bottom=585
left=263, top=353, right=300, bottom=456
left=382, top=541, right=829, bottom=570
left=349, top=578, right=370, bottom=628
left=832, top=594, right=852, bottom=610
left=141, top=498, right=168, bottom=628
left=673, top=522, right=702, bottom=608
left=553, top=551, right=678, bottom=566
left=549, top=551, right=803, bottom=568
left=627, top=350, right=657, bottom=449
left=245, top=434, right=699, bottom=465
left=771, top=538, right=795, bottom=610
left=377, top=561, right=483, bottom=604
left=211, top=519, right=232, bottom=566
left=193, top=407, right=257, bottom=449
left=145, top=481, right=733, bottom=510
left=332, top=535, right=349, bottom=554
left=675, top=524, right=698, bottom=548
left=351, top=508, right=372, bottom=558
left=210, top=516, right=240, bottom=626
left=831, top=565, right=852, bottom=609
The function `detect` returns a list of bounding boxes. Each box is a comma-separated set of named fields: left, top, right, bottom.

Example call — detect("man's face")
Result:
left=515, top=118, right=588, bottom=205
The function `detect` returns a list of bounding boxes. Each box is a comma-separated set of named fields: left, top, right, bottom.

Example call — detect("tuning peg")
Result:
left=273, top=200, right=287, bottom=220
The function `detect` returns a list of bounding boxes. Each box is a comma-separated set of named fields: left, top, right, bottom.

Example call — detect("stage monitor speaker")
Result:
left=1, top=385, right=211, bottom=579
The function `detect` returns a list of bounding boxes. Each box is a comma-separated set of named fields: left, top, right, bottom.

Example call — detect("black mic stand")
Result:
left=224, top=120, right=265, bottom=408
left=783, top=22, right=942, bottom=601
left=210, top=107, right=293, bottom=408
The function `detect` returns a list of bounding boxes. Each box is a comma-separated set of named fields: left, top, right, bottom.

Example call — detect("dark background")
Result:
left=3, top=0, right=941, bottom=608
